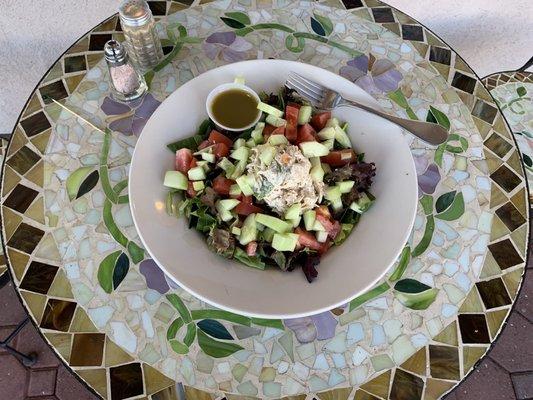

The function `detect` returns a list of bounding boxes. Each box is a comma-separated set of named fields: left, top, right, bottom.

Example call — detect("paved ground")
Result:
left=0, top=240, right=531, bottom=400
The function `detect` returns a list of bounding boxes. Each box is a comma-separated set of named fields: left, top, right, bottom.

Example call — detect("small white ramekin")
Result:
left=206, top=82, right=262, bottom=132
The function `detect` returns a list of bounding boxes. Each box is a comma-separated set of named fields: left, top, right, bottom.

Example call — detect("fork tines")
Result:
left=285, top=72, right=325, bottom=105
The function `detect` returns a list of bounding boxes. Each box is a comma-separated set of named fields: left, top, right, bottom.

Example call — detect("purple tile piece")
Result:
left=511, top=372, right=533, bottom=399
left=488, top=312, right=533, bottom=373
left=310, top=311, right=338, bottom=340
left=451, top=358, right=515, bottom=400
left=0, top=281, right=28, bottom=326
left=55, top=366, right=99, bottom=400
left=514, top=270, right=532, bottom=322
left=27, top=369, right=56, bottom=397
left=139, top=259, right=169, bottom=294
left=0, top=355, right=27, bottom=400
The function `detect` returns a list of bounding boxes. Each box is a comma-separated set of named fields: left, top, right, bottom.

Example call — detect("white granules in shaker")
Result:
left=110, top=63, right=140, bottom=94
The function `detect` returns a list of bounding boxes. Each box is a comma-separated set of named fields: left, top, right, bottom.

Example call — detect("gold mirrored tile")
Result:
left=425, top=31, right=445, bottom=47
left=424, top=378, right=455, bottom=400
left=462, top=346, right=487, bottom=372
left=459, top=286, right=484, bottom=312
left=510, top=187, right=527, bottom=218
left=353, top=390, right=379, bottom=400
left=143, top=364, right=175, bottom=395
left=506, top=151, right=524, bottom=178
left=2, top=165, right=21, bottom=196
left=25, top=160, right=44, bottom=187
left=70, top=307, right=98, bottom=332
left=510, top=223, right=528, bottom=256
left=400, top=347, right=426, bottom=376
left=433, top=322, right=458, bottom=346
left=44, top=332, right=73, bottom=363
left=411, top=41, right=428, bottom=58
left=168, top=1, right=187, bottom=14
left=42, top=62, right=63, bottom=83
left=3, top=207, right=23, bottom=241
left=87, top=53, right=104, bottom=68
left=360, top=370, right=391, bottom=399
left=502, top=268, right=523, bottom=300
left=352, top=8, right=372, bottom=21
left=105, top=337, right=134, bottom=366
left=429, top=345, right=460, bottom=380
left=316, top=387, right=352, bottom=400
left=7, top=247, right=29, bottom=282
left=472, top=116, right=492, bottom=139
left=454, top=56, right=472, bottom=74
left=65, top=73, right=86, bottom=93
left=486, top=308, right=509, bottom=339
left=20, top=290, right=47, bottom=323
left=479, top=251, right=502, bottom=279
left=474, top=83, right=493, bottom=103
left=25, top=196, right=45, bottom=225
left=48, top=269, right=74, bottom=299
left=6, top=129, right=28, bottom=157
left=70, top=333, right=105, bottom=366
left=34, top=232, right=61, bottom=261
left=7, top=146, right=40, bottom=175
left=22, top=93, right=43, bottom=118
left=492, top=114, right=512, bottom=139
left=490, top=215, right=510, bottom=241
left=67, top=37, right=89, bottom=54
left=430, top=62, right=449, bottom=80
left=489, top=183, right=507, bottom=209
left=76, top=368, right=108, bottom=398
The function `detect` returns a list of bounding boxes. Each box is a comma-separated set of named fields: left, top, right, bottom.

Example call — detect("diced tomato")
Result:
left=208, top=130, right=233, bottom=147
left=213, top=176, right=235, bottom=196
left=286, top=102, right=301, bottom=110
left=198, top=140, right=212, bottom=150
left=246, top=242, right=258, bottom=256
left=213, top=142, right=230, bottom=158
left=318, top=239, right=331, bottom=255
left=235, top=196, right=262, bottom=216
left=263, top=124, right=277, bottom=140
left=321, top=149, right=357, bottom=167
left=186, top=181, right=196, bottom=198
left=316, top=214, right=341, bottom=240
left=285, top=104, right=299, bottom=125
left=296, top=123, right=317, bottom=143
left=310, top=111, right=331, bottom=131
left=271, top=126, right=285, bottom=136
left=175, top=148, right=193, bottom=173
left=315, top=205, right=331, bottom=219
left=295, top=227, right=322, bottom=251
left=285, top=122, right=297, bottom=143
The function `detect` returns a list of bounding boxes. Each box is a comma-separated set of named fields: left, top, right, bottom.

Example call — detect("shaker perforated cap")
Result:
left=104, top=40, right=128, bottom=65
left=119, top=0, right=152, bottom=27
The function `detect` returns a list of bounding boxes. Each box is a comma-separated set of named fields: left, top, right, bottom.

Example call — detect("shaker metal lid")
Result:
left=104, top=40, right=128, bottom=64
left=119, top=0, right=152, bottom=26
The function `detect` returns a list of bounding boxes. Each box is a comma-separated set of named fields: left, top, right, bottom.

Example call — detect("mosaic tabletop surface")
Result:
left=1, top=0, right=530, bottom=399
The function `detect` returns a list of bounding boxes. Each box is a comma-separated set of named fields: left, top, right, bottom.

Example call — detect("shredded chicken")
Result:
left=247, top=144, right=324, bottom=215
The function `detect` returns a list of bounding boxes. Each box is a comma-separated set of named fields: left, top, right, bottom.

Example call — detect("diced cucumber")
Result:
left=289, top=216, right=301, bottom=228
left=325, top=185, right=342, bottom=201
left=239, top=214, right=257, bottom=245
left=322, top=138, right=335, bottom=150
left=229, top=184, right=242, bottom=197
left=215, top=201, right=234, bottom=222
left=218, top=198, right=240, bottom=211
left=299, top=141, right=329, bottom=157
left=218, top=157, right=235, bottom=174
left=309, top=157, right=320, bottom=168
left=246, top=138, right=256, bottom=148
left=261, top=227, right=275, bottom=242
left=259, top=145, right=276, bottom=166
left=272, top=233, right=299, bottom=252
left=316, top=231, right=328, bottom=243
left=310, top=164, right=324, bottom=183
left=193, top=145, right=214, bottom=155
left=254, top=122, right=265, bottom=133
left=201, top=152, right=216, bottom=163
left=325, top=117, right=339, bottom=128
left=317, top=127, right=336, bottom=140
left=231, top=226, right=241, bottom=236
left=257, top=102, right=284, bottom=118
left=341, top=122, right=348, bottom=131
left=230, top=146, right=250, bottom=162
left=265, top=114, right=286, bottom=127
left=196, top=160, right=210, bottom=172
left=337, top=180, right=355, bottom=193
left=268, top=134, right=288, bottom=146
left=331, top=198, right=343, bottom=212
left=192, top=181, right=205, bottom=191
left=236, top=175, right=254, bottom=196
left=297, top=105, right=312, bottom=125
left=321, top=163, right=332, bottom=174
left=229, top=159, right=247, bottom=180
left=350, top=192, right=374, bottom=214
left=234, top=138, right=246, bottom=149
left=163, top=171, right=188, bottom=190
left=255, top=213, right=292, bottom=233
left=251, top=130, right=264, bottom=144
left=187, top=166, right=206, bottom=181
left=234, top=75, right=245, bottom=85
left=313, top=220, right=325, bottom=231
left=334, top=126, right=351, bottom=148
left=284, top=203, right=302, bottom=220
left=256, top=221, right=265, bottom=231
left=303, top=210, right=316, bottom=231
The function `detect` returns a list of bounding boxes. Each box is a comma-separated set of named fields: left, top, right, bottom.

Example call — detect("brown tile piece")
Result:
left=458, top=314, right=490, bottom=343
left=399, top=347, right=426, bottom=376
left=110, top=363, right=144, bottom=399
left=143, top=364, right=175, bottom=395
left=64, top=55, right=87, bottom=73
left=475, top=278, right=512, bottom=309
left=511, top=372, right=533, bottom=400
left=484, top=133, right=512, bottom=158
left=401, top=24, right=424, bottom=41
left=342, top=0, right=364, bottom=9
left=424, top=378, right=455, bottom=400
left=27, top=369, right=56, bottom=397
left=371, top=7, right=395, bottom=22
left=429, top=46, right=451, bottom=65
left=462, top=345, right=487, bottom=374
left=3, top=184, right=38, bottom=213
left=472, top=99, right=498, bottom=124
left=19, top=261, right=58, bottom=294
left=360, top=370, right=390, bottom=398
left=7, top=223, right=44, bottom=254
left=488, top=239, right=523, bottom=270
left=56, top=365, right=100, bottom=400
left=40, top=80, right=69, bottom=104
left=40, top=299, right=77, bottom=331
left=490, top=164, right=522, bottom=193
left=495, top=202, right=526, bottom=232
left=390, top=369, right=423, bottom=400
left=70, top=333, right=105, bottom=366
left=451, top=71, right=476, bottom=93
left=89, top=33, right=112, bottom=51
left=148, top=0, right=167, bottom=15
left=353, top=390, right=379, bottom=400
left=488, top=312, right=533, bottom=372
left=19, top=111, right=51, bottom=137
left=429, top=345, right=460, bottom=380
left=7, top=146, right=40, bottom=175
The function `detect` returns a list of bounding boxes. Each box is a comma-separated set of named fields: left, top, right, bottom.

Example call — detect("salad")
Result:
left=163, top=84, right=376, bottom=282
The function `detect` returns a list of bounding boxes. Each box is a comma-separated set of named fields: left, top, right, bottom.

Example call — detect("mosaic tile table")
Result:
left=1, top=0, right=530, bottom=399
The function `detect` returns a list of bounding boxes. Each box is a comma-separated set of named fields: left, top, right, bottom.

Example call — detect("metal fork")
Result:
left=285, top=71, right=449, bottom=145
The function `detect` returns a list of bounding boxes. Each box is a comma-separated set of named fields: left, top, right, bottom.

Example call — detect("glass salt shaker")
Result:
left=104, top=40, right=147, bottom=102
left=119, top=0, right=163, bottom=72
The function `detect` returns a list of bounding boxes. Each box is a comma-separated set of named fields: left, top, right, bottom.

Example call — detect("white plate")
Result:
left=129, top=60, right=418, bottom=319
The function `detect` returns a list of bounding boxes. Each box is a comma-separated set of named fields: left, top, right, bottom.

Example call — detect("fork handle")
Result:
left=337, top=98, right=449, bottom=146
